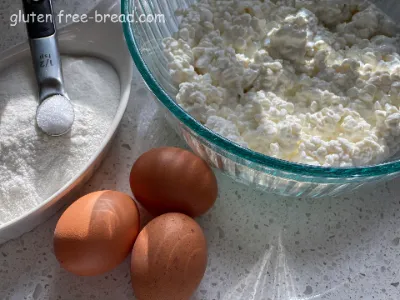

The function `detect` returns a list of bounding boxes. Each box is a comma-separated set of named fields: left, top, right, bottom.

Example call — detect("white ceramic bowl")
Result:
left=0, top=0, right=133, bottom=243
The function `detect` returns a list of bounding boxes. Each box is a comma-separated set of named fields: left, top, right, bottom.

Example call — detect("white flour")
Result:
left=0, top=56, right=120, bottom=225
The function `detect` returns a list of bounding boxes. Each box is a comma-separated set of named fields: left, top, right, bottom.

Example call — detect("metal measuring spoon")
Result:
left=23, top=0, right=74, bottom=136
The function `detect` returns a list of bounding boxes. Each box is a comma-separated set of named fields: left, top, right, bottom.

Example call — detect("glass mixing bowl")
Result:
left=122, top=0, right=400, bottom=198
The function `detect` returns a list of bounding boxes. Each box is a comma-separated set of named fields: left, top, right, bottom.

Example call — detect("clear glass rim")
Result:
left=121, top=0, right=400, bottom=178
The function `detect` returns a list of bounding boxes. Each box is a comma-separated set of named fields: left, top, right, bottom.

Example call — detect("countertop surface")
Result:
left=1, top=1, right=400, bottom=300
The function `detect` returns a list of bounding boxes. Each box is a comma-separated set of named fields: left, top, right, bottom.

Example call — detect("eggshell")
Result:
left=131, top=213, right=207, bottom=300
left=130, top=147, right=218, bottom=217
left=54, top=190, right=140, bottom=276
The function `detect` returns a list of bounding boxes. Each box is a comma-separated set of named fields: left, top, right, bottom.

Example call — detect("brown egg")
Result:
left=54, top=190, right=140, bottom=276
left=131, top=213, right=207, bottom=300
left=130, top=147, right=218, bottom=217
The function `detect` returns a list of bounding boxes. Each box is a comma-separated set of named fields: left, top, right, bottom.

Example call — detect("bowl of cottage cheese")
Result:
left=123, top=0, right=400, bottom=197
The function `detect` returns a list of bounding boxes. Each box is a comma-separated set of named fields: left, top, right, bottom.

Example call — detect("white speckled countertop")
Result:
left=1, top=1, right=400, bottom=300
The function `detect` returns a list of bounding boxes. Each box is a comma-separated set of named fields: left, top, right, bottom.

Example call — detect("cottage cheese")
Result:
left=164, top=0, right=400, bottom=167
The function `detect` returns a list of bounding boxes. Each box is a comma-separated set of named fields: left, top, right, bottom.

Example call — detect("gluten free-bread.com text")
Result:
left=10, top=10, right=165, bottom=26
